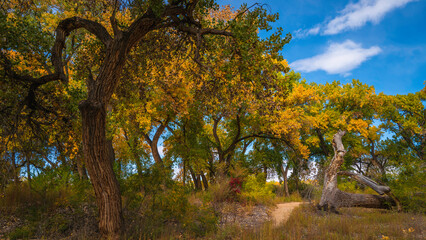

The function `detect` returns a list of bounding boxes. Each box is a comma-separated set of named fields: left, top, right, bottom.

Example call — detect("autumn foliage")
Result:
left=0, top=0, right=424, bottom=239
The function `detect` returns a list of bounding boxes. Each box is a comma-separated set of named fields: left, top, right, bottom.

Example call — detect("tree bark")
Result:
left=201, top=171, right=209, bottom=190
left=182, top=157, right=186, bottom=186
left=76, top=157, right=88, bottom=180
left=188, top=165, right=202, bottom=191
left=281, top=162, right=290, bottom=197
left=262, top=164, right=268, bottom=182
left=11, top=152, right=20, bottom=184
left=79, top=101, right=122, bottom=239
left=318, top=130, right=394, bottom=212
left=143, top=123, right=166, bottom=167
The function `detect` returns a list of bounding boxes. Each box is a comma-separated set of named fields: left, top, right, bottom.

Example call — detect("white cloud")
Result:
left=324, top=0, right=416, bottom=35
left=296, top=0, right=416, bottom=37
left=294, top=26, right=320, bottom=38
left=290, top=40, right=381, bottom=75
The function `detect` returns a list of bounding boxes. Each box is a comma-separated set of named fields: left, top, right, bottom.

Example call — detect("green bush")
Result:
left=388, top=169, right=426, bottom=213
left=241, top=174, right=275, bottom=204
left=8, top=225, right=36, bottom=240
left=122, top=171, right=218, bottom=239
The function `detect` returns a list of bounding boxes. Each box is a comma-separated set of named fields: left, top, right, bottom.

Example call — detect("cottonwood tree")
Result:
left=318, top=130, right=395, bottom=211
left=1, top=0, right=293, bottom=238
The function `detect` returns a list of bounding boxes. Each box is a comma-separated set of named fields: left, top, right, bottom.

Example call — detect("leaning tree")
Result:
left=318, top=130, right=396, bottom=212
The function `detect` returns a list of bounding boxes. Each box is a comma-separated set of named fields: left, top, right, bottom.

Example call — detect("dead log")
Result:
left=318, top=130, right=395, bottom=212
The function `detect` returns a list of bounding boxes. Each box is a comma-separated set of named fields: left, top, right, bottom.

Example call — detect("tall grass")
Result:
left=207, top=204, right=425, bottom=240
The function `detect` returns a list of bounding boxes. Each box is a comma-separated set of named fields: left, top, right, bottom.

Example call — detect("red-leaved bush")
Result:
left=229, top=177, right=243, bottom=195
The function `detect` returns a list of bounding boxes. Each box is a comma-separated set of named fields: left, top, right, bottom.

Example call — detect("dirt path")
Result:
left=271, top=202, right=305, bottom=226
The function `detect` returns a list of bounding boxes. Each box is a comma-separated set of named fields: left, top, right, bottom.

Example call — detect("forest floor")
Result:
left=271, top=202, right=305, bottom=226
left=216, top=201, right=306, bottom=230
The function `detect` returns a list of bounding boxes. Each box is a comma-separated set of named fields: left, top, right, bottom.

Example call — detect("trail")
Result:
left=271, top=202, right=305, bottom=226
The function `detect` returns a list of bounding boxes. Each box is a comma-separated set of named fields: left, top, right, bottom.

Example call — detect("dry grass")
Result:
left=205, top=204, right=425, bottom=240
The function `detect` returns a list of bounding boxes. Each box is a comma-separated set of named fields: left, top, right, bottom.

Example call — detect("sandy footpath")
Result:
left=271, top=202, right=305, bottom=226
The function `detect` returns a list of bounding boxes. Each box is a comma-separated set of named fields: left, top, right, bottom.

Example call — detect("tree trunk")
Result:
left=188, top=165, right=202, bottom=191
left=26, top=158, right=31, bottom=183
left=201, top=171, right=209, bottom=190
left=79, top=101, right=122, bottom=239
left=318, top=130, right=394, bottom=212
left=11, top=152, right=20, bottom=184
left=182, top=157, right=186, bottom=186
left=281, top=162, right=290, bottom=197
left=144, top=123, right=166, bottom=167
left=75, top=157, right=88, bottom=180
left=293, top=168, right=300, bottom=193
left=369, top=138, right=386, bottom=178
left=262, top=164, right=268, bottom=182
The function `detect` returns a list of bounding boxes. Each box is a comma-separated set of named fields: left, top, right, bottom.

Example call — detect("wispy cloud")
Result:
left=294, top=26, right=320, bottom=38
left=290, top=40, right=381, bottom=75
left=296, top=0, right=416, bottom=37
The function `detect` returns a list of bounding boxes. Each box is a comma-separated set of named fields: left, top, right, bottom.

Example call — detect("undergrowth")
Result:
left=1, top=169, right=424, bottom=239
left=207, top=204, right=425, bottom=240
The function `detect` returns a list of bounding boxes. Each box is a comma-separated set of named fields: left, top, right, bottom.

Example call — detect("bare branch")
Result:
left=338, top=171, right=391, bottom=195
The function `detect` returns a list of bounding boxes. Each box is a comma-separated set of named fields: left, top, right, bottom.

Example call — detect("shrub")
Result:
left=122, top=172, right=218, bottom=239
left=8, top=225, right=36, bottom=240
left=203, top=177, right=237, bottom=204
left=229, top=177, right=243, bottom=195
left=241, top=174, right=275, bottom=204
left=388, top=169, right=426, bottom=213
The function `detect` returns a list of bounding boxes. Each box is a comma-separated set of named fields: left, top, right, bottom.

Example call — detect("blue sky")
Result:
left=218, top=0, right=426, bottom=95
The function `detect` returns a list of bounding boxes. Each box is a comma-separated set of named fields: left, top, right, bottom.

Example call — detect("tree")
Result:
left=379, top=91, right=425, bottom=160
left=1, top=1, right=236, bottom=237
left=318, top=130, right=395, bottom=212
left=1, top=1, right=295, bottom=237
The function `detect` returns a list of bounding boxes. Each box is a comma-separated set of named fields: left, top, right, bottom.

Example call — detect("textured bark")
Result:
left=319, top=130, right=394, bottom=212
left=182, top=157, right=186, bottom=186
left=79, top=101, right=122, bottom=239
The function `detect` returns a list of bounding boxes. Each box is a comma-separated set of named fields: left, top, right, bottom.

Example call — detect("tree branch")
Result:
left=338, top=171, right=391, bottom=195
left=213, top=117, right=223, bottom=153
left=52, top=17, right=112, bottom=83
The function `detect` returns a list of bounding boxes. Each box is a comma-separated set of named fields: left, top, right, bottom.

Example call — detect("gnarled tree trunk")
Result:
left=318, top=130, right=394, bottom=212
left=79, top=101, right=122, bottom=238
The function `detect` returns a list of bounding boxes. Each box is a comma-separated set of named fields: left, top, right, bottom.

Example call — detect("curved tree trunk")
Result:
left=318, top=130, right=394, bottom=212
left=79, top=101, right=122, bottom=239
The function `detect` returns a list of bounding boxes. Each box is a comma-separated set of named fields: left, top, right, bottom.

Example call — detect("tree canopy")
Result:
left=0, top=0, right=424, bottom=239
